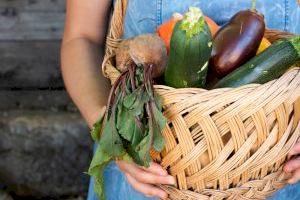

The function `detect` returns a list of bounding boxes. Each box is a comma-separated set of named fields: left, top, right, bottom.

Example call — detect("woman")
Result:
left=61, top=0, right=300, bottom=199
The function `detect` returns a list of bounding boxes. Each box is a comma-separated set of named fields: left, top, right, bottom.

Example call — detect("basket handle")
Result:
left=102, top=0, right=128, bottom=83
left=265, top=29, right=294, bottom=43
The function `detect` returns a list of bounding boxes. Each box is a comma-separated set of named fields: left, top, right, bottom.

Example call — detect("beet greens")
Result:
left=88, top=35, right=167, bottom=200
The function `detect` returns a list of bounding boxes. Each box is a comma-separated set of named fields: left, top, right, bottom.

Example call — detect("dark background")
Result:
left=0, top=0, right=93, bottom=199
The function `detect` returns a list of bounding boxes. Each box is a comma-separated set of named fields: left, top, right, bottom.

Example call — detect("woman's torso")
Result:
left=123, top=0, right=300, bottom=39
left=88, top=1, right=300, bottom=200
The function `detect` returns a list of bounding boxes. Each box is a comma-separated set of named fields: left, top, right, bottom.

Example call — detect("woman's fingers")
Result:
left=284, top=154, right=300, bottom=184
left=117, top=160, right=175, bottom=185
left=125, top=173, right=168, bottom=199
left=142, top=162, right=168, bottom=176
left=133, top=168, right=175, bottom=185
left=288, top=168, right=300, bottom=184
left=284, top=157, right=300, bottom=173
left=289, top=142, right=300, bottom=156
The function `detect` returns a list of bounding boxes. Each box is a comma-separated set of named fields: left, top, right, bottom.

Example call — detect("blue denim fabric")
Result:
left=123, top=0, right=300, bottom=39
left=269, top=182, right=300, bottom=200
left=88, top=1, right=300, bottom=199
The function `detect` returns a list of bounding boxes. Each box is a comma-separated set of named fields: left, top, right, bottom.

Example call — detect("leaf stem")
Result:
left=146, top=102, right=154, bottom=151
left=252, top=0, right=257, bottom=11
left=101, top=72, right=127, bottom=134
left=129, top=64, right=136, bottom=90
left=144, top=64, right=155, bottom=100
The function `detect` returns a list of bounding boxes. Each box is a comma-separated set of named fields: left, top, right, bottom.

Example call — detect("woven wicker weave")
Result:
left=102, top=0, right=300, bottom=199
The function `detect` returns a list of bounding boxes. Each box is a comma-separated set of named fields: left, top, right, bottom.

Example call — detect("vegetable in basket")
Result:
left=257, top=37, right=271, bottom=55
left=157, top=13, right=183, bottom=54
left=213, top=35, right=300, bottom=88
left=88, top=34, right=168, bottom=200
left=209, top=8, right=265, bottom=78
left=204, top=16, right=220, bottom=37
left=157, top=13, right=219, bottom=55
left=164, top=7, right=213, bottom=88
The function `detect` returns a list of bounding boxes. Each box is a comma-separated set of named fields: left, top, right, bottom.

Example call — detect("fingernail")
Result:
left=168, top=176, right=176, bottom=185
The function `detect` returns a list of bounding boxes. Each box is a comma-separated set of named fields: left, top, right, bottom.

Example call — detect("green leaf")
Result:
left=288, top=35, right=300, bottom=57
left=151, top=103, right=167, bottom=152
left=131, top=124, right=144, bottom=147
left=135, top=66, right=144, bottom=84
left=123, top=89, right=139, bottom=109
left=126, top=145, right=145, bottom=166
left=88, top=66, right=168, bottom=200
left=152, top=104, right=167, bottom=130
left=88, top=145, right=112, bottom=200
left=119, top=152, right=134, bottom=164
left=90, top=115, right=104, bottom=142
left=117, top=103, right=144, bottom=148
left=88, top=145, right=112, bottom=177
left=132, top=91, right=150, bottom=116
left=117, top=104, right=135, bottom=141
left=117, top=88, right=148, bottom=148
left=135, top=134, right=152, bottom=167
left=99, top=117, right=124, bottom=157
left=125, top=78, right=132, bottom=94
left=123, top=88, right=149, bottom=117
left=152, top=123, right=166, bottom=152
left=154, top=92, right=163, bottom=110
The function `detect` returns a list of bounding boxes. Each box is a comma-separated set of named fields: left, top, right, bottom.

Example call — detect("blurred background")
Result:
left=0, top=0, right=93, bottom=199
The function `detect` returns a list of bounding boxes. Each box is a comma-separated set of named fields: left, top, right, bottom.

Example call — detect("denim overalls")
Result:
left=88, top=1, right=300, bottom=199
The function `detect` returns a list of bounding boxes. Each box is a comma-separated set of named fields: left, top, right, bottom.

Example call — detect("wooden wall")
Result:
left=0, top=0, right=65, bottom=40
left=0, top=1, right=93, bottom=198
left=0, top=0, right=70, bottom=110
left=0, top=0, right=65, bottom=90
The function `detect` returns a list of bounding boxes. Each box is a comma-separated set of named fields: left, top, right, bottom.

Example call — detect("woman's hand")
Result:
left=116, top=160, right=175, bottom=199
left=284, top=142, right=300, bottom=184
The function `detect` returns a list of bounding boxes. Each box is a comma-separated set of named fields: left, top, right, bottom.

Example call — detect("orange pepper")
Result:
left=157, top=14, right=219, bottom=54
left=157, top=14, right=182, bottom=54
left=256, top=37, right=271, bottom=55
left=204, top=16, right=220, bottom=37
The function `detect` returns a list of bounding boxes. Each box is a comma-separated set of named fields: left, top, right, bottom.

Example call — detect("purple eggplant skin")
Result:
left=209, top=10, right=265, bottom=78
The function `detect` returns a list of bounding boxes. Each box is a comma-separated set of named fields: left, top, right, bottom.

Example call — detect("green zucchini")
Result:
left=164, top=7, right=212, bottom=88
left=213, top=36, right=300, bottom=88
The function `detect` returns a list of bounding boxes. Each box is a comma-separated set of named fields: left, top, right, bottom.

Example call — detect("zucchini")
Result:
left=213, top=36, right=300, bottom=88
left=164, top=7, right=212, bottom=88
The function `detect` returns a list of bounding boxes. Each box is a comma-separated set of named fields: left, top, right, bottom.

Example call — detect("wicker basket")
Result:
left=102, top=0, right=300, bottom=199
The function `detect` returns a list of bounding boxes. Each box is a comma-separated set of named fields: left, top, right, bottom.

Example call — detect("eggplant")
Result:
left=209, top=9, right=265, bottom=78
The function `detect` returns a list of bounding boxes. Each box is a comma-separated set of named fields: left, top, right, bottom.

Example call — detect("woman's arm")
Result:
left=61, top=1, right=174, bottom=199
left=61, top=0, right=111, bottom=128
left=61, top=39, right=109, bottom=128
